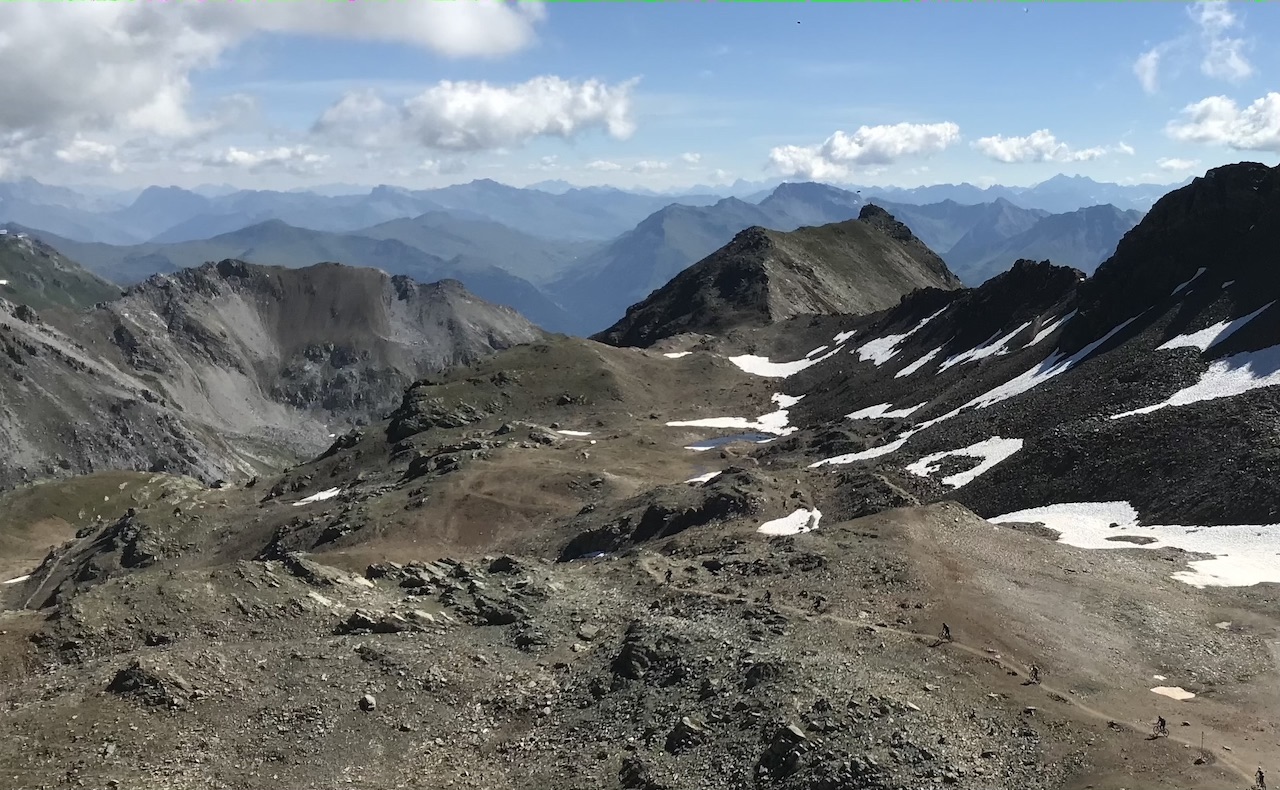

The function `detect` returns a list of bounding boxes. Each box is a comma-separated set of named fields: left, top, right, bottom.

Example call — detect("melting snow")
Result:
left=938, top=322, right=1031, bottom=372
left=293, top=487, right=342, bottom=506
left=811, top=315, right=1140, bottom=468
left=895, top=347, right=941, bottom=378
left=2, top=574, right=31, bottom=585
left=988, top=501, right=1280, bottom=587
left=1156, top=302, right=1274, bottom=352
left=758, top=508, right=822, bottom=536
left=1027, top=310, right=1077, bottom=347
left=772, top=393, right=804, bottom=409
left=805, top=345, right=830, bottom=358
left=1222, top=280, right=1235, bottom=288
left=0, top=280, right=8, bottom=287
left=1113, top=341, right=1280, bottom=419
left=847, top=402, right=926, bottom=420
left=685, top=471, right=722, bottom=484
left=556, top=430, right=593, bottom=437
left=905, top=436, right=1024, bottom=489
left=1151, top=687, right=1196, bottom=701
left=1171, top=267, right=1206, bottom=296
left=855, top=307, right=947, bottom=367
left=663, top=351, right=692, bottom=359
left=833, top=330, right=857, bottom=345
left=728, top=344, right=844, bottom=378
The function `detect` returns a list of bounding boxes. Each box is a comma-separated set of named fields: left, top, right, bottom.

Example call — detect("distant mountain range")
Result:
left=0, top=174, right=1184, bottom=249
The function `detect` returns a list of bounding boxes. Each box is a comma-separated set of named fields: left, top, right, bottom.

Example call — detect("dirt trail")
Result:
left=635, top=552, right=1255, bottom=787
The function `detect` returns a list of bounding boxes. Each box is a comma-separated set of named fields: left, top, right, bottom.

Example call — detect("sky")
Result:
left=1, top=0, right=1278, bottom=193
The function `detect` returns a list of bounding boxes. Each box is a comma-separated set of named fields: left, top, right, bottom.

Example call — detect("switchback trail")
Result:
left=633, top=552, right=1254, bottom=787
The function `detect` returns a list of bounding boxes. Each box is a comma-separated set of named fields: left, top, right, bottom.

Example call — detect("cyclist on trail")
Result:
left=1029, top=665, right=1041, bottom=684
left=1154, top=716, right=1168, bottom=737
left=1257, top=767, right=1265, bottom=790
left=941, top=623, right=952, bottom=642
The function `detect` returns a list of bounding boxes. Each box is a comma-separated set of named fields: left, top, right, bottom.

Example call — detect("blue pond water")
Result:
left=684, top=432, right=777, bottom=451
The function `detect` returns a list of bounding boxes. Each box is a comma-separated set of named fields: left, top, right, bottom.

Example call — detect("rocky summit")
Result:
left=0, top=163, right=1278, bottom=790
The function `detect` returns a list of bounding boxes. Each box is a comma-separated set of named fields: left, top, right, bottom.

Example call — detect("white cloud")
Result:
left=1157, top=157, right=1200, bottom=172
left=1116, top=142, right=1136, bottom=156
left=313, top=76, right=638, bottom=152
left=416, top=158, right=467, bottom=176
left=201, top=145, right=329, bottom=175
left=768, top=122, right=960, bottom=179
left=1132, top=0, right=1253, bottom=94
left=1134, top=47, right=1164, bottom=94
left=680, top=152, right=702, bottom=165
left=972, top=130, right=1120, bottom=164
left=586, top=160, right=623, bottom=172
left=0, top=1, right=545, bottom=140
left=528, top=155, right=559, bottom=171
left=1191, top=0, right=1253, bottom=82
left=1165, top=93, right=1280, bottom=152
left=631, top=160, right=669, bottom=173
left=54, top=138, right=123, bottom=173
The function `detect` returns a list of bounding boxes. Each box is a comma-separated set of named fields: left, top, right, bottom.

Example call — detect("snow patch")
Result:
left=2, top=574, right=31, bottom=585
left=685, top=471, right=722, bottom=485
left=1113, top=340, right=1280, bottom=419
left=833, top=330, right=857, bottom=345
left=988, top=501, right=1280, bottom=588
left=847, top=402, right=926, bottom=420
left=905, top=436, right=1024, bottom=489
left=556, top=430, right=593, bottom=437
left=728, top=344, right=844, bottom=378
left=895, top=347, right=940, bottom=378
left=855, top=307, right=947, bottom=367
left=938, top=322, right=1031, bottom=372
left=1027, top=311, right=1077, bottom=347
left=293, top=487, right=342, bottom=506
left=1171, top=267, right=1206, bottom=296
left=805, top=345, right=830, bottom=358
left=758, top=508, right=822, bottom=536
left=0, top=280, right=9, bottom=287
left=1222, top=280, right=1235, bottom=288
left=663, top=351, right=692, bottom=359
left=810, top=437, right=909, bottom=468
left=1155, top=302, right=1273, bottom=352
left=772, top=393, right=804, bottom=409
left=1151, top=687, right=1196, bottom=701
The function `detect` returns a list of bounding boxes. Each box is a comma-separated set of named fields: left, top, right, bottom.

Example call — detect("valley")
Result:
left=0, top=162, right=1277, bottom=790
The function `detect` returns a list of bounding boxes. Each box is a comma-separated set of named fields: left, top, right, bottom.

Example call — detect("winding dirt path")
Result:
left=635, top=553, right=1255, bottom=786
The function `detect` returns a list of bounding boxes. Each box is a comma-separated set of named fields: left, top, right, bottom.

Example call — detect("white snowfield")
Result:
left=894, top=347, right=940, bottom=378
left=758, top=508, right=822, bottom=536
left=1171, top=267, right=1207, bottom=296
left=855, top=307, right=947, bottom=367
left=813, top=315, right=1142, bottom=468
left=0, top=280, right=9, bottom=286
left=1113, top=341, right=1280, bottom=419
left=1156, top=301, right=1273, bottom=352
left=662, top=351, right=692, bottom=359
left=937, top=322, right=1030, bottom=372
left=988, top=501, right=1280, bottom=588
left=1151, top=686, right=1196, bottom=701
left=667, top=393, right=806, bottom=437
left=685, top=471, right=722, bottom=485
left=1028, top=310, right=1076, bottom=347
left=904, top=436, right=1024, bottom=489
left=293, top=487, right=342, bottom=506
left=555, top=430, right=593, bottom=437
left=847, top=402, right=926, bottom=420
left=2, top=574, right=31, bottom=585
left=729, top=343, right=844, bottom=378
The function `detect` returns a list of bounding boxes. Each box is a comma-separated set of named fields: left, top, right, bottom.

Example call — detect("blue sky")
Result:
left=2, top=0, right=1278, bottom=191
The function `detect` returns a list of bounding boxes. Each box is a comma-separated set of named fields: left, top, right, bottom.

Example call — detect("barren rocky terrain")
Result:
left=1, top=164, right=1278, bottom=790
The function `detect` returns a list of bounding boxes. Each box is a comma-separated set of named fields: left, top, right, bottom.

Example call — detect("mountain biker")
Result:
left=941, top=623, right=952, bottom=642
left=1154, top=716, right=1168, bottom=737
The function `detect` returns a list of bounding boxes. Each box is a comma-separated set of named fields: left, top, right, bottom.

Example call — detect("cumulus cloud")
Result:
left=1157, top=157, right=1201, bottom=171
left=0, top=1, right=544, bottom=140
left=586, top=160, right=623, bottom=172
left=1132, top=0, right=1252, bottom=94
left=313, top=76, right=638, bottom=152
left=768, top=122, right=960, bottom=179
left=1165, top=93, right=1280, bottom=152
left=201, top=146, right=329, bottom=175
left=972, top=130, right=1124, bottom=163
left=680, top=152, right=702, bottom=165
